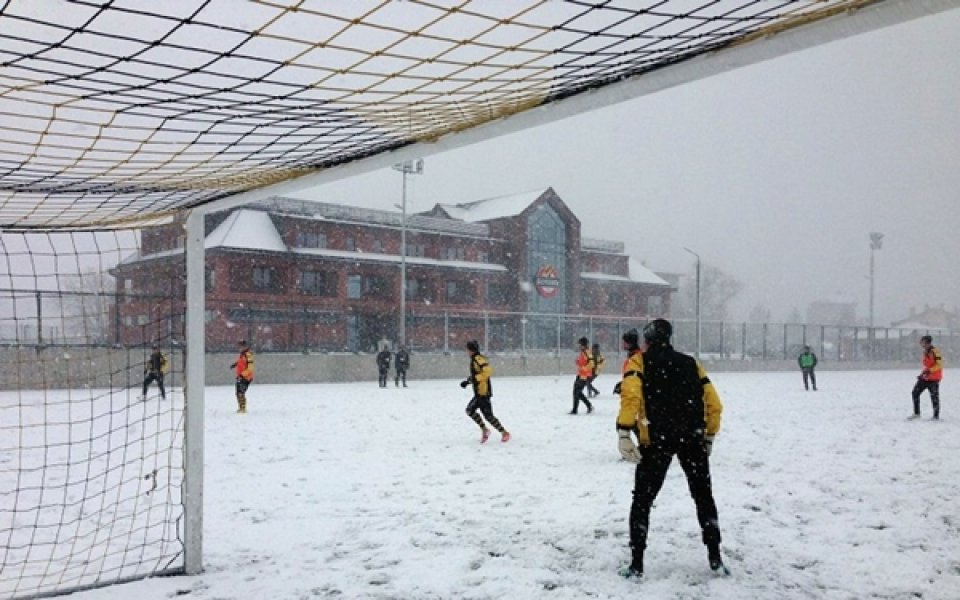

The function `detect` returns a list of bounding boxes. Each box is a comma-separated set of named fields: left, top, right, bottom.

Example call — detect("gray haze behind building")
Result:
left=292, top=9, right=960, bottom=326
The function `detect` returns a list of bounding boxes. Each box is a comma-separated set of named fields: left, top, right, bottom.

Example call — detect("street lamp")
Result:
left=868, top=232, right=883, bottom=328
left=392, top=158, right=424, bottom=348
left=683, top=247, right=701, bottom=359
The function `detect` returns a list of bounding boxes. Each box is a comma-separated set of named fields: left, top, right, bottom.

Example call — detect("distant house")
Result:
left=889, top=305, right=959, bottom=333
left=112, top=188, right=673, bottom=352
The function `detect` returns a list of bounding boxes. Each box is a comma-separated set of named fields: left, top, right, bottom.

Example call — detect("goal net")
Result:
left=0, top=230, right=187, bottom=598
left=0, top=1, right=950, bottom=598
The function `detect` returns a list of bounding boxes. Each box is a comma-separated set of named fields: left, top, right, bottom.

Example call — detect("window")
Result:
left=253, top=266, right=278, bottom=291
left=476, top=251, right=489, bottom=263
left=345, top=237, right=355, bottom=251
left=446, top=280, right=472, bottom=304
left=300, top=270, right=337, bottom=297
left=407, top=278, right=433, bottom=301
left=296, top=231, right=326, bottom=248
left=364, top=275, right=390, bottom=296
left=647, top=295, right=663, bottom=316
left=347, top=275, right=362, bottom=299
left=606, top=290, right=627, bottom=311
left=372, top=239, right=384, bottom=253
left=205, top=267, right=215, bottom=291
left=442, top=246, right=465, bottom=261
left=485, top=282, right=510, bottom=306
left=405, top=243, right=425, bottom=257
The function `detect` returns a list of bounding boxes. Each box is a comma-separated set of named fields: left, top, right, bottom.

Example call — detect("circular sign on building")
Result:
left=534, top=264, right=560, bottom=298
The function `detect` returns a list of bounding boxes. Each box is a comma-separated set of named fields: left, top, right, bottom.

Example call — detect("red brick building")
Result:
left=113, top=188, right=673, bottom=352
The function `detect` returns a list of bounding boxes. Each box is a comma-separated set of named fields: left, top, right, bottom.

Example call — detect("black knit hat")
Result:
left=578, top=337, right=589, bottom=347
left=642, top=319, right=673, bottom=343
left=466, top=340, right=479, bottom=353
left=622, top=328, right=639, bottom=347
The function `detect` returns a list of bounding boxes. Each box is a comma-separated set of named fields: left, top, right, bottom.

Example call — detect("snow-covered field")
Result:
left=20, top=369, right=960, bottom=599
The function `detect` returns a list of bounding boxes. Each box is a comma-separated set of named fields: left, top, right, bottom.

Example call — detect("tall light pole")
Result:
left=869, top=232, right=883, bottom=328
left=392, top=158, right=423, bottom=348
left=683, top=247, right=701, bottom=359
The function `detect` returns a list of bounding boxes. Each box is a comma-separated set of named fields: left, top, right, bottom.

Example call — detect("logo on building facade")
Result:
left=534, top=264, right=560, bottom=298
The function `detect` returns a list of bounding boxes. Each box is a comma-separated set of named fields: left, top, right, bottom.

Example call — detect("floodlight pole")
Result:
left=392, top=159, right=423, bottom=348
left=683, top=247, right=701, bottom=360
left=869, top=232, right=883, bottom=328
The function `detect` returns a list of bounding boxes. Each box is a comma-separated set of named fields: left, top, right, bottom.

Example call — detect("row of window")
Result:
left=231, top=267, right=510, bottom=305
left=292, top=231, right=490, bottom=263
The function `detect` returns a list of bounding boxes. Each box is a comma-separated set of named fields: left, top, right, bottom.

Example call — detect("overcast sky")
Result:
left=291, top=8, right=960, bottom=326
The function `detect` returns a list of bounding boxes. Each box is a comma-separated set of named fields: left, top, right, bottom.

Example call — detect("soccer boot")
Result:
left=480, top=428, right=491, bottom=444
left=501, top=431, right=511, bottom=443
left=618, top=562, right=643, bottom=580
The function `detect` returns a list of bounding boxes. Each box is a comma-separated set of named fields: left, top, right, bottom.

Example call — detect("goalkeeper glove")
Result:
left=617, top=429, right=642, bottom=464
left=459, top=380, right=470, bottom=389
left=612, top=382, right=621, bottom=395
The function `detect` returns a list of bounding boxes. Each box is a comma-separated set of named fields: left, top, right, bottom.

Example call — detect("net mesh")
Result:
left=0, top=230, right=186, bottom=599
left=0, top=0, right=873, bottom=229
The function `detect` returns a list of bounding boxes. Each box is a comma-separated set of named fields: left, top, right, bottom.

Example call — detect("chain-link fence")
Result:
left=4, top=291, right=956, bottom=363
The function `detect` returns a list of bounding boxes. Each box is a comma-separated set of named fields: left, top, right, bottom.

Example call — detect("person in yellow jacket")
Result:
left=230, top=339, right=254, bottom=413
left=140, top=343, right=169, bottom=400
left=615, top=319, right=726, bottom=579
left=570, top=337, right=594, bottom=414
left=586, top=342, right=604, bottom=397
left=460, top=340, right=510, bottom=443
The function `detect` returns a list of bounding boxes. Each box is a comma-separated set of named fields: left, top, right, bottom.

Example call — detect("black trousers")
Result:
left=395, top=368, right=407, bottom=386
left=801, top=367, right=817, bottom=390
left=912, top=379, right=940, bottom=417
left=142, top=372, right=166, bottom=399
left=586, top=374, right=600, bottom=397
left=378, top=368, right=389, bottom=387
left=572, top=377, right=592, bottom=413
left=466, top=395, right=504, bottom=432
left=629, top=441, right=721, bottom=566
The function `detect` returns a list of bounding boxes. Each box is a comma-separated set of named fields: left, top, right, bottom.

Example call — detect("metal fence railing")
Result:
left=3, top=289, right=956, bottom=362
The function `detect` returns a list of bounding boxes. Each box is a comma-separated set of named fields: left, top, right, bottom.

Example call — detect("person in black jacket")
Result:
left=140, top=343, right=168, bottom=400
left=395, top=346, right=410, bottom=387
left=615, top=319, right=726, bottom=579
left=376, top=347, right=392, bottom=388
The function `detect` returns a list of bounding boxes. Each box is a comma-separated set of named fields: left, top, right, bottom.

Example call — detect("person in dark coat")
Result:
left=395, top=346, right=410, bottom=387
left=376, top=347, right=392, bottom=388
left=141, top=343, right=168, bottom=400
left=615, top=319, right=726, bottom=579
left=797, top=345, right=818, bottom=391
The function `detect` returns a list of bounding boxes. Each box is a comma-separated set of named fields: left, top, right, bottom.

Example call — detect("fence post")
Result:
left=782, top=323, right=788, bottom=360
left=820, top=325, right=825, bottom=362
left=853, top=327, right=858, bottom=361
left=556, top=315, right=562, bottom=357
left=762, top=322, right=767, bottom=361
left=740, top=321, right=747, bottom=360
left=483, top=312, right=489, bottom=353
left=36, top=291, right=43, bottom=346
left=719, top=321, right=725, bottom=358
left=443, top=310, right=449, bottom=354
left=521, top=315, right=528, bottom=357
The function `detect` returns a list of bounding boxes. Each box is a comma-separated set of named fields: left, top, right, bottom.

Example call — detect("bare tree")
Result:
left=674, top=263, right=744, bottom=322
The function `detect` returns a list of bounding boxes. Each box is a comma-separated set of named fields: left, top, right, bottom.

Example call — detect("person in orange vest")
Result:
left=570, top=337, right=594, bottom=414
left=230, top=339, right=255, bottom=414
left=909, top=335, right=943, bottom=420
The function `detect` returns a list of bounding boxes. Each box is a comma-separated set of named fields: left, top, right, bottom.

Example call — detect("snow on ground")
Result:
left=61, top=370, right=960, bottom=599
